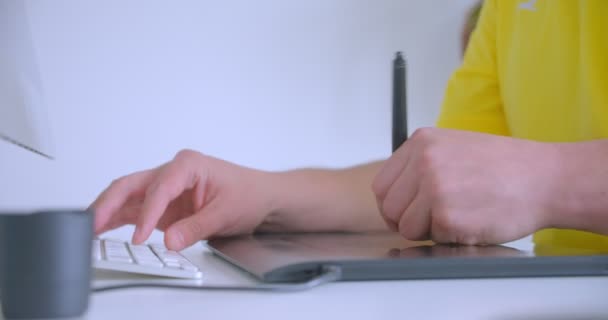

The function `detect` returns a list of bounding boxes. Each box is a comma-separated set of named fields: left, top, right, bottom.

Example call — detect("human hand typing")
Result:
left=90, top=150, right=275, bottom=251
left=372, top=128, right=561, bottom=245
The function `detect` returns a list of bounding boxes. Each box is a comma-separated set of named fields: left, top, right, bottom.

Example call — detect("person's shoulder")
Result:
left=473, top=0, right=520, bottom=28
left=489, top=0, right=525, bottom=17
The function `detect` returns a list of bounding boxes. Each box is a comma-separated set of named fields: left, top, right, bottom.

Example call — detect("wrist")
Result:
left=255, top=168, right=324, bottom=232
left=263, top=168, right=343, bottom=231
left=255, top=162, right=388, bottom=233
left=254, top=169, right=290, bottom=231
left=543, top=141, right=608, bottom=233
left=538, top=142, right=572, bottom=230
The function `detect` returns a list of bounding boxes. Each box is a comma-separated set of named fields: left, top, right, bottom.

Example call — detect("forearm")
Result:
left=548, top=139, right=608, bottom=235
left=259, top=161, right=389, bottom=233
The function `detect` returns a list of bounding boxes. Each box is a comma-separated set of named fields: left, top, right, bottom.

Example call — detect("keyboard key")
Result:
left=128, top=244, right=158, bottom=258
left=137, top=259, right=164, bottom=268
left=160, top=257, right=181, bottom=264
left=93, top=239, right=202, bottom=279
left=106, top=255, right=133, bottom=263
left=102, top=239, right=133, bottom=262
left=158, top=251, right=181, bottom=259
left=104, top=239, right=128, bottom=248
left=181, top=263, right=199, bottom=272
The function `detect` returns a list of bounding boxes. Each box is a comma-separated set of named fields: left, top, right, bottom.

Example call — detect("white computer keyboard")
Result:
left=92, top=239, right=202, bottom=279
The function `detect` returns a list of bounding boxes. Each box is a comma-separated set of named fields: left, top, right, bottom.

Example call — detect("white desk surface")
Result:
left=86, top=235, right=608, bottom=320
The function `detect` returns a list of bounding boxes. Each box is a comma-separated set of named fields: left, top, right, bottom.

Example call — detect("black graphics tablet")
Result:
left=206, top=232, right=608, bottom=283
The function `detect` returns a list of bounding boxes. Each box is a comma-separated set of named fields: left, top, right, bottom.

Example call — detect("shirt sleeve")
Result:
left=436, top=0, right=509, bottom=136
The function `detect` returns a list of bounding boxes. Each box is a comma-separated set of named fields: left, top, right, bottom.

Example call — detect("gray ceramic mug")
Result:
left=0, top=210, right=93, bottom=319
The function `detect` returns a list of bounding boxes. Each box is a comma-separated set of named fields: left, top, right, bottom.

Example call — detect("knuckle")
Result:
left=411, top=127, right=435, bottom=141
left=371, top=177, right=383, bottom=196
left=418, top=147, right=437, bottom=171
left=110, top=176, right=125, bottom=187
left=147, top=181, right=173, bottom=197
left=174, top=149, right=199, bottom=162
left=372, top=167, right=395, bottom=198
left=109, top=176, right=129, bottom=189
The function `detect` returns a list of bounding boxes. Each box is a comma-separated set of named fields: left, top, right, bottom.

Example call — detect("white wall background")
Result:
left=1, top=0, right=476, bottom=238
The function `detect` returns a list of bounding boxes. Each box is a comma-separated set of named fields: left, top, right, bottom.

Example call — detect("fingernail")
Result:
left=132, top=227, right=142, bottom=244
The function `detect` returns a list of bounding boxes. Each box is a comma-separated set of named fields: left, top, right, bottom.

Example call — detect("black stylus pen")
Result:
left=392, top=51, right=407, bottom=153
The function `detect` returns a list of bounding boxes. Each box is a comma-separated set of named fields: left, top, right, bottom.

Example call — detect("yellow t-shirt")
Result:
left=436, top=0, right=608, bottom=251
